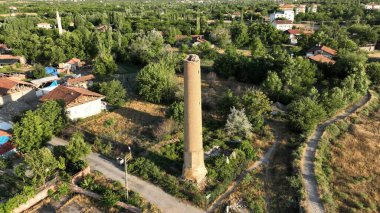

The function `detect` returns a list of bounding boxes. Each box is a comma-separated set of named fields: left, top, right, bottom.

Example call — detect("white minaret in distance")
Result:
left=182, top=54, right=207, bottom=184
left=56, top=11, right=63, bottom=36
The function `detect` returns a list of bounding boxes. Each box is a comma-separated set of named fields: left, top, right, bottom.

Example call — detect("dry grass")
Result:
left=78, top=100, right=166, bottom=146
left=330, top=108, right=380, bottom=212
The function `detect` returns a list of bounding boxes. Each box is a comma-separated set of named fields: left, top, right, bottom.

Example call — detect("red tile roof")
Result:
left=0, top=142, right=15, bottom=156
left=0, top=78, right=34, bottom=95
left=308, top=45, right=337, bottom=56
left=0, top=130, right=11, bottom=137
left=274, top=20, right=293, bottom=24
left=0, top=44, right=9, bottom=49
left=67, top=58, right=81, bottom=65
left=0, top=55, right=21, bottom=60
left=287, top=29, right=301, bottom=35
left=40, top=85, right=104, bottom=107
left=308, top=54, right=336, bottom=64
left=67, top=74, right=95, bottom=85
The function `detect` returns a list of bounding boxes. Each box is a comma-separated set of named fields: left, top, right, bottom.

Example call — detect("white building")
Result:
left=270, top=10, right=295, bottom=22
left=37, top=23, right=51, bottom=29
left=309, top=4, right=318, bottom=13
left=272, top=20, right=293, bottom=31
left=364, top=2, right=380, bottom=10
left=40, top=85, right=105, bottom=120
left=295, top=5, right=306, bottom=15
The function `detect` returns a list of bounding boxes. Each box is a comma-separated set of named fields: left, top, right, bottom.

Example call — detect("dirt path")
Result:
left=207, top=132, right=280, bottom=212
left=301, top=93, right=371, bottom=213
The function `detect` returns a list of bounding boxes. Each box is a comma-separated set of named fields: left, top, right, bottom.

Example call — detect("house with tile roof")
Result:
left=308, top=54, right=336, bottom=65
left=0, top=77, right=36, bottom=106
left=59, top=58, right=82, bottom=73
left=0, top=55, right=26, bottom=66
left=40, top=85, right=105, bottom=120
left=272, top=20, right=293, bottom=31
left=66, top=74, right=95, bottom=89
left=306, top=45, right=337, bottom=59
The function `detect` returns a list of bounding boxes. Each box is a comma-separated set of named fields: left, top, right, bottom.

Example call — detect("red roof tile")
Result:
left=308, top=54, right=336, bottom=64
left=0, top=55, right=21, bottom=60
left=308, top=45, right=337, bottom=56
left=0, top=142, right=15, bottom=156
left=67, top=58, right=81, bottom=64
left=0, top=130, right=11, bottom=137
left=274, top=20, right=293, bottom=24
left=0, top=78, right=33, bottom=95
left=40, top=85, right=104, bottom=107
left=67, top=74, right=95, bottom=85
left=287, top=29, right=301, bottom=35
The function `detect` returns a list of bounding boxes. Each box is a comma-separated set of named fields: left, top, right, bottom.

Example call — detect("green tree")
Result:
left=209, top=26, right=231, bottom=48
left=251, top=37, right=267, bottom=58
left=231, top=22, right=249, bottom=48
left=367, top=62, right=380, bottom=86
left=32, top=64, right=46, bottom=79
left=218, top=89, right=239, bottom=118
left=66, top=132, right=91, bottom=164
left=23, top=148, right=60, bottom=185
left=99, top=80, right=127, bottom=107
left=280, top=57, right=317, bottom=102
left=262, top=71, right=282, bottom=101
left=36, top=100, right=67, bottom=134
left=287, top=97, right=326, bottom=133
left=93, top=53, right=117, bottom=77
left=239, top=89, right=272, bottom=131
left=129, top=30, right=165, bottom=65
left=137, top=60, right=177, bottom=103
left=13, top=111, right=45, bottom=153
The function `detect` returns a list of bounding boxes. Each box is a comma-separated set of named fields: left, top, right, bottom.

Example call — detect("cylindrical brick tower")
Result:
left=182, top=54, right=207, bottom=184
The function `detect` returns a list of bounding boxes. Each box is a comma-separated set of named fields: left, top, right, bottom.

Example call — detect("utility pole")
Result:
left=125, top=146, right=132, bottom=200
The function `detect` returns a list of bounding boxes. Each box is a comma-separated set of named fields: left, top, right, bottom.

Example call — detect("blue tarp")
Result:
left=0, top=136, right=10, bottom=145
left=49, top=80, right=58, bottom=87
left=45, top=67, right=58, bottom=76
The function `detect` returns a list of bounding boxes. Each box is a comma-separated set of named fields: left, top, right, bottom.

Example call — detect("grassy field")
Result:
left=315, top=95, right=380, bottom=213
left=327, top=107, right=380, bottom=212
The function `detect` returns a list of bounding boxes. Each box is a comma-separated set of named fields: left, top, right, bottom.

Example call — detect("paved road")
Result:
left=301, top=93, right=371, bottom=213
left=49, top=137, right=205, bottom=213
left=207, top=132, right=280, bottom=212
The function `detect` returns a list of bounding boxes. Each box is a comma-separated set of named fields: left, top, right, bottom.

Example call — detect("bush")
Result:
left=99, top=80, right=127, bottom=107
left=102, top=189, right=120, bottom=208
left=166, top=101, right=184, bottom=123
left=153, top=119, right=177, bottom=141
left=225, top=107, right=253, bottom=139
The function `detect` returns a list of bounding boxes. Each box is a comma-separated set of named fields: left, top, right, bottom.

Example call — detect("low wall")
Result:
left=12, top=179, right=57, bottom=213
left=11, top=167, right=91, bottom=213
left=0, top=88, right=37, bottom=106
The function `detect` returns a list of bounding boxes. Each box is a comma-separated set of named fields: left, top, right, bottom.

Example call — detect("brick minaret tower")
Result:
left=182, top=54, right=207, bottom=184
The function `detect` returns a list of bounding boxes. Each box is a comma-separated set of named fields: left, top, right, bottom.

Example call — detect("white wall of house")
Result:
left=66, top=99, right=103, bottom=120
left=270, top=10, right=294, bottom=22
left=0, top=88, right=36, bottom=106
left=273, top=23, right=293, bottom=31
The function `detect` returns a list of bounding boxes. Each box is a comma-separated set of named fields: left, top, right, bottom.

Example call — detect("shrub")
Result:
left=166, top=101, right=184, bottom=123
left=99, top=80, right=127, bottom=107
left=102, top=189, right=120, bottom=208
left=153, top=119, right=177, bottom=141
left=225, top=107, right=253, bottom=139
